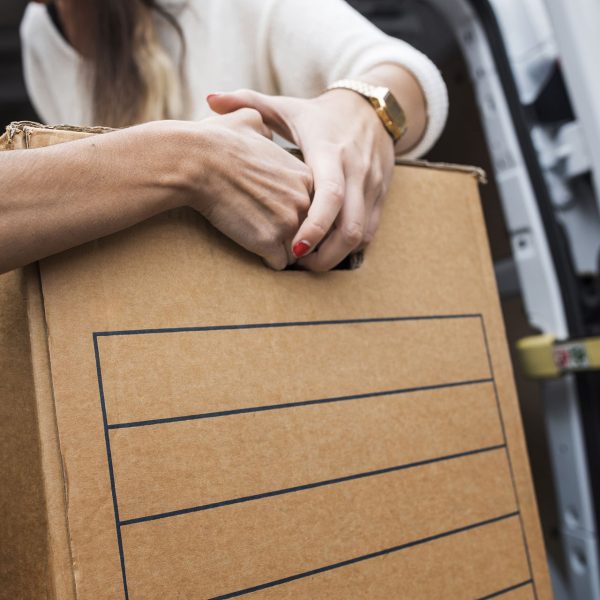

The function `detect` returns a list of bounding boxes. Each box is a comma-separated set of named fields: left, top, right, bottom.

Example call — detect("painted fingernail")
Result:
left=292, top=240, right=311, bottom=258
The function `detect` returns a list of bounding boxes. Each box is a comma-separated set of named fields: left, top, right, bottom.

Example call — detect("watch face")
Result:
left=383, top=91, right=407, bottom=131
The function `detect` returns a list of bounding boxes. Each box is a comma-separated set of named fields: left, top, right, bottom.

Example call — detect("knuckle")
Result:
left=341, top=221, right=364, bottom=246
left=363, top=231, right=375, bottom=245
left=280, top=209, right=299, bottom=232
left=340, top=139, right=360, bottom=158
left=334, top=143, right=348, bottom=159
left=270, top=256, right=288, bottom=271
left=305, top=218, right=329, bottom=237
left=263, top=252, right=287, bottom=271
left=294, top=192, right=311, bottom=212
left=319, top=141, right=345, bottom=158
left=356, top=157, right=371, bottom=176
left=237, top=88, right=255, bottom=103
left=370, top=164, right=384, bottom=186
left=257, top=226, right=278, bottom=251
left=321, top=179, right=345, bottom=205
left=302, top=170, right=314, bottom=193
left=239, top=107, right=262, bottom=122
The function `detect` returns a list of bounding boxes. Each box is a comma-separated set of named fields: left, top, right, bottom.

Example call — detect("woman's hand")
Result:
left=179, top=109, right=314, bottom=270
left=207, top=87, right=396, bottom=271
left=0, top=113, right=312, bottom=273
left=207, top=65, right=428, bottom=271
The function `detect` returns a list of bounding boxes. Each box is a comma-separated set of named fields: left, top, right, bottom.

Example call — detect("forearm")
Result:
left=0, top=124, right=190, bottom=273
left=359, top=63, right=428, bottom=155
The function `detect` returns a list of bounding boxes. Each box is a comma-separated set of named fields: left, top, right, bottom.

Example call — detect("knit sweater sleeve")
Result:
left=262, top=0, right=448, bottom=158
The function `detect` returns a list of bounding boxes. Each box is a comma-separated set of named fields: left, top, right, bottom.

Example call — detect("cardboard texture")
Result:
left=0, top=124, right=552, bottom=599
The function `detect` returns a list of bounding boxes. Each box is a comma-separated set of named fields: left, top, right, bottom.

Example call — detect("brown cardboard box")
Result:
left=0, top=124, right=552, bottom=599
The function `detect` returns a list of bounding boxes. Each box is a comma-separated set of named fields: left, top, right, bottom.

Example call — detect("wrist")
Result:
left=359, top=65, right=428, bottom=154
left=315, top=89, right=395, bottom=163
left=317, top=88, right=384, bottom=131
left=131, top=121, right=210, bottom=213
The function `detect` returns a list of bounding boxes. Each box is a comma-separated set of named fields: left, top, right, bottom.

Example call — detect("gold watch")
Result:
left=325, top=80, right=408, bottom=143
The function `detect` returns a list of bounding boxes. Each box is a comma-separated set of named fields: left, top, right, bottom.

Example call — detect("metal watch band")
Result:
left=325, top=79, right=408, bottom=142
left=327, top=79, right=385, bottom=98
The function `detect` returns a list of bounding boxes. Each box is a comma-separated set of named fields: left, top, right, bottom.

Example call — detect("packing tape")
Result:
left=517, top=334, right=600, bottom=379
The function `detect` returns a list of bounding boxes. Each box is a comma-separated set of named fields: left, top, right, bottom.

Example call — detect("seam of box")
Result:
left=25, top=265, right=78, bottom=600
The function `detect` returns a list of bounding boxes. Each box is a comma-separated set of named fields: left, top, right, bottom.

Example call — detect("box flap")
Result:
left=0, top=122, right=487, bottom=184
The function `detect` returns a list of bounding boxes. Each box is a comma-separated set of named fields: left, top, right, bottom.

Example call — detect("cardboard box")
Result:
left=0, top=124, right=552, bottom=599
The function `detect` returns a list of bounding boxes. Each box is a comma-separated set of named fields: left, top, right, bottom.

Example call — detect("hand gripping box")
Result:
left=0, top=123, right=552, bottom=599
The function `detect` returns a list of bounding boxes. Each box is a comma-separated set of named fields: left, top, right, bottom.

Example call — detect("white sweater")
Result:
left=21, top=0, right=448, bottom=158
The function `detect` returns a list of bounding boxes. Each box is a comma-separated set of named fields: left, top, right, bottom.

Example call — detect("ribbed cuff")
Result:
left=346, top=38, right=449, bottom=158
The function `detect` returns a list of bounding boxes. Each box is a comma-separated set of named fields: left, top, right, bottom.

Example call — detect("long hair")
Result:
left=70, top=0, right=187, bottom=127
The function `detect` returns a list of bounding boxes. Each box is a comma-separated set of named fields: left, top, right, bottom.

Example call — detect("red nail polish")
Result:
left=292, top=240, right=311, bottom=258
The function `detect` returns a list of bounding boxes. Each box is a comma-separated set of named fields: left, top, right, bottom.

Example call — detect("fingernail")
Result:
left=292, top=240, right=311, bottom=258
left=206, top=93, right=222, bottom=101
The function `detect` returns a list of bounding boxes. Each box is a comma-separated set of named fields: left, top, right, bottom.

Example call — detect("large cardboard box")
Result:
left=0, top=124, right=552, bottom=599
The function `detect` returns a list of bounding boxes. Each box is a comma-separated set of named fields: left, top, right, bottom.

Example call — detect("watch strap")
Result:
left=325, top=79, right=408, bottom=142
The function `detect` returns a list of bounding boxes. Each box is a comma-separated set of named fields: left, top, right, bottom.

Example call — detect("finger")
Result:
left=356, top=153, right=393, bottom=250
left=262, top=244, right=289, bottom=271
left=298, top=174, right=365, bottom=271
left=355, top=163, right=385, bottom=251
left=359, top=174, right=380, bottom=239
left=207, top=90, right=296, bottom=143
left=291, top=148, right=345, bottom=259
left=358, top=196, right=383, bottom=251
left=238, top=107, right=274, bottom=140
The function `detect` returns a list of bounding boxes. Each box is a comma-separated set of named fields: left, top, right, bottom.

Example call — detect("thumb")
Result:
left=207, top=90, right=296, bottom=143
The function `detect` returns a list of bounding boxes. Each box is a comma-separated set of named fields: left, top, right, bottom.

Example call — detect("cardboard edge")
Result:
left=0, top=121, right=113, bottom=151
left=395, top=158, right=488, bottom=185
left=461, top=179, right=553, bottom=598
left=24, top=265, right=77, bottom=600
left=0, top=122, right=487, bottom=187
